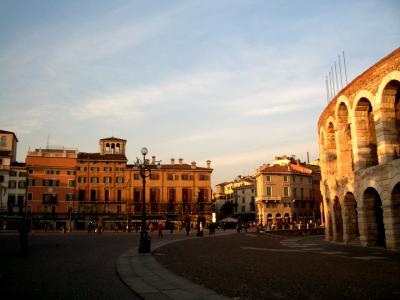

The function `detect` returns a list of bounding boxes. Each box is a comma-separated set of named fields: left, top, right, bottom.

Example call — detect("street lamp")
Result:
left=135, top=147, right=161, bottom=254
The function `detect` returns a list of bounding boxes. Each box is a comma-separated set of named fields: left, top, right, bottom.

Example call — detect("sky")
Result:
left=0, top=0, right=399, bottom=187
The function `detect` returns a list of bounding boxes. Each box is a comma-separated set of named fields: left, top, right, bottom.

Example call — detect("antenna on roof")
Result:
left=342, top=51, right=348, bottom=84
left=334, top=61, right=339, bottom=92
left=325, top=75, right=330, bottom=103
left=338, top=54, right=343, bottom=89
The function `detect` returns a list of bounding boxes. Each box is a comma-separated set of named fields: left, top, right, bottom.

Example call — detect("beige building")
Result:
left=214, top=176, right=256, bottom=221
left=0, top=130, right=19, bottom=228
left=318, top=48, right=400, bottom=250
left=255, top=156, right=322, bottom=228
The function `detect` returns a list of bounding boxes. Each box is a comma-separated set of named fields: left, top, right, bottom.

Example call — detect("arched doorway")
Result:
left=343, top=192, right=359, bottom=243
left=354, top=98, right=378, bottom=168
left=337, top=102, right=353, bottom=173
left=325, top=122, right=337, bottom=175
left=361, top=187, right=386, bottom=247
left=388, top=183, right=400, bottom=249
left=379, top=80, right=400, bottom=160
left=333, top=197, right=343, bottom=242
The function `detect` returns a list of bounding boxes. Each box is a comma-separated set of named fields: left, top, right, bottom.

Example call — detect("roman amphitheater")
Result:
left=318, top=48, right=400, bottom=250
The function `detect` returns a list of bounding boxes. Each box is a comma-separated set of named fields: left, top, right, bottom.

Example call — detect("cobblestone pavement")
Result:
left=153, top=231, right=400, bottom=300
left=0, top=231, right=141, bottom=300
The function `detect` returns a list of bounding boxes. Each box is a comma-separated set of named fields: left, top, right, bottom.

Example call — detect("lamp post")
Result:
left=135, top=147, right=161, bottom=254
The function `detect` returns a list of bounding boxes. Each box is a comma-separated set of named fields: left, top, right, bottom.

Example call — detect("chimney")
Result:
left=206, top=160, right=211, bottom=168
left=179, top=158, right=183, bottom=165
left=191, top=161, right=196, bottom=169
left=152, top=156, right=156, bottom=164
left=307, top=152, right=310, bottom=164
left=171, top=158, right=175, bottom=164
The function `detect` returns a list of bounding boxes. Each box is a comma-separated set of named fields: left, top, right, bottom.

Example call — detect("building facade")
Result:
left=3, top=136, right=214, bottom=231
left=318, top=48, right=400, bottom=250
left=255, top=156, right=322, bottom=228
left=214, top=176, right=256, bottom=221
left=26, top=148, right=78, bottom=230
left=0, top=130, right=19, bottom=229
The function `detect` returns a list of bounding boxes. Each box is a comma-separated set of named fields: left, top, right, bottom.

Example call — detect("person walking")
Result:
left=157, top=223, right=163, bottom=238
left=185, top=222, right=190, bottom=236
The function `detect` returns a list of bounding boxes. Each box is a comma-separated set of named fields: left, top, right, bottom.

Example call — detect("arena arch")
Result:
left=325, top=121, right=337, bottom=175
left=359, top=187, right=386, bottom=247
left=336, top=101, right=353, bottom=174
left=333, top=196, right=343, bottom=242
left=342, top=192, right=358, bottom=243
left=353, top=97, right=378, bottom=169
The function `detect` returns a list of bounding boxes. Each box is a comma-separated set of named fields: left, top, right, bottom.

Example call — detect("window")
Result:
left=133, top=188, right=140, bottom=202
left=27, top=193, right=33, bottom=200
left=134, top=173, right=140, bottom=180
left=301, top=188, right=304, bottom=200
left=150, top=173, right=160, bottom=180
left=0, top=175, right=4, bottom=182
left=19, top=172, right=27, bottom=177
left=284, top=175, right=288, bottom=182
left=181, top=174, right=193, bottom=180
left=116, top=176, right=124, bottom=183
left=68, top=180, right=75, bottom=187
left=104, top=167, right=112, bottom=172
left=266, top=175, right=271, bottom=182
left=67, top=170, right=75, bottom=176
left=10, top=170, right=17, bottom=176
left=66, top=194, right=74, bottom=201
left=77, top=166, right=87, bottom=171
left=266, top=186, right=272, bottom=196
left=8, top=195, right=15, bottom=205
left=18, top=181, right=26, bottom=188
left=241, top=206, right=245, bottom=212
left=168, top=188, right=176, bottom=202
left=78, top=176, right=86, bottom=183
left=45, top=169, right=59, bottom=175
left=28, top=169, right=33, bottom=174
left=9, top=181, right=16, bottom=188
left=0, top=136, right=7, bottom=147
left=116, top=167, right=124, bottom=172
left=167, top=173, right=174, bottom=180
left=104, top=190, right=109, bottom=202
left=242, top=197, right=245, bottom=204
left=28, top=179, right=35, bottom=186
left=43, top=179, right=60, bottom=187
left=43, top=193, right=57, bottom=204
left=90, top=189, right=96, bottom=201
left=90, top=167, right=99, bottom=171
left=199, top=174, right=209, bottom=181
left=284, top=202, right=291, bottom=208
left=90, top=177, right=99, bottom=184
left=117, top=190, right=122, bottom=202
left=78, top=189, right=85, bottom=201
left=292, top=188, right=297, bottom=199
left=284, top=186, right=289, bottom=197
left=103, top=177, right=112, bottom=184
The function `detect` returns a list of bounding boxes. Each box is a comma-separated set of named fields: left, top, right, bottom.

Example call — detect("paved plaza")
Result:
left=1, top=229, right=400, bottom=300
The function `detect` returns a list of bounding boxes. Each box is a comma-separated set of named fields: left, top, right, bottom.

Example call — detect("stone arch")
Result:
left=116, top=143, right=120, bottom=153
left=336, top=101, right=354, bottom=174
left=105, top=143, right=110, bottom=153
left=376, top=77, right=400, bottom=162
left=267, top=213, right=272, bottom=225
left=111, top=143, right=115, bottom=154
left=353, top=97, right=378, bottom=169
left=342, top=192, right=359, bottom=243
left=333, top=196, right=343, bottom=242
left=359, top=187, right=386, bottom=247
left=385, top=180, right=400, bottom=249
left=318, top=127, right=326, bottom=177
left=325, top=121, right=337, bottom=175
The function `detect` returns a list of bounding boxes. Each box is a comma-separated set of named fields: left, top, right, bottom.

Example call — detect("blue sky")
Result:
left=0, top=0, right=399, bottom=186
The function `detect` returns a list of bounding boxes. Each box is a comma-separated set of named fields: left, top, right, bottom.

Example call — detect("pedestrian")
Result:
left=170, top=222, right=174, bottom=234
left=63, top=225, right=67, bottom=234
left=157, top=223, right=163, bottom=238
left=185, top=222, right=190, bottom=236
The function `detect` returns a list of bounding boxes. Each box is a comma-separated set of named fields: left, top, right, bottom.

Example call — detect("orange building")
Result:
left=75, top=137, right=129, bottom=230
left=26, top=148, right=77, bottom=230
